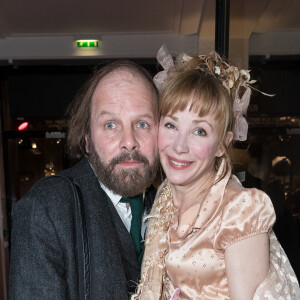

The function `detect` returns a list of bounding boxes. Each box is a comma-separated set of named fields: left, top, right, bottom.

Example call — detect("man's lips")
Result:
left=167, top=156, right=193, bottom=170
left=117, top=160, right=143, bottom=167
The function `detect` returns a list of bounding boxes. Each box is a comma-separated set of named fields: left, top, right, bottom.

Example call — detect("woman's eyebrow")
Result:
left=164, top=114, right=212, bottom=128
left=165, top=115, right=178, bottom=121
left=192, top=119, right=213, bottom=128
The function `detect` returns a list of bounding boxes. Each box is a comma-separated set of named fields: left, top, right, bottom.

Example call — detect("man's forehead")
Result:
left=93, top=68, right=157, bottom=100
left=91, top=67, right=158, bottom=118
left=99, top=68, right=143, bottom=86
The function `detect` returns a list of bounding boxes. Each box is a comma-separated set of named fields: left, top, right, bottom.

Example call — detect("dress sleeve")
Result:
left=214, top=188, right=276, bottom=252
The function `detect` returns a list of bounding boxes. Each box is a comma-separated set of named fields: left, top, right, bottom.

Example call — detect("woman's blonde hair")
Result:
left=159, top=56, right=234, bottom=180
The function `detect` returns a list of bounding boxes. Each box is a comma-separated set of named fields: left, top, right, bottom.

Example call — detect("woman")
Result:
left=133, top=47, right=300, bottom=299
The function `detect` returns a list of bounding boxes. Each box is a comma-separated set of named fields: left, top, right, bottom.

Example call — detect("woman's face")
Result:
left=158, top=104, right=224, bottom=187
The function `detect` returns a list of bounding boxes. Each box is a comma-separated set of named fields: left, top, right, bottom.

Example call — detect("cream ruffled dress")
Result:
left=134, top=159, right=300, bottom=299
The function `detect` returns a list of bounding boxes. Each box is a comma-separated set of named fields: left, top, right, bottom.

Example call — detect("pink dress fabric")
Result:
left=161, top=170, right=299, bottom=299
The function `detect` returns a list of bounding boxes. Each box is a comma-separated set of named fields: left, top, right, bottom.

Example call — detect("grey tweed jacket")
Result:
left=9, top=157, right=156, bottom=299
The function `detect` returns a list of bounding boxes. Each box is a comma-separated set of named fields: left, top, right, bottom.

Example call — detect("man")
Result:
left=9, top=60, right=160, bottom=299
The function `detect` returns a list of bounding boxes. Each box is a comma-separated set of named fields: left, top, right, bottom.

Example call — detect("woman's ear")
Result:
left=225, top=131, right=234, bottom=146
left=215, top=131, right=234, bottom=158
left=85, top=134, right=89, bottom=153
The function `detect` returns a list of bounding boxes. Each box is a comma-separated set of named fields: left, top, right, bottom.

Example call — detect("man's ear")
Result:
left=85, top=134, right=89, bottom=153
left=215, top=131, right=234, bottom=158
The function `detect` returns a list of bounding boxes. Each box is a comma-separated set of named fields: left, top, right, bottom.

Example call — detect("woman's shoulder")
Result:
left=222, top=175, right=276, bottom=224
left=213, top=175, right=276, bottom=251
left=224, top=175, right=272, bottom=207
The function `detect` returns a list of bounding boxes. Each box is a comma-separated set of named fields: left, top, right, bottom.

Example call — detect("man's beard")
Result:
left=87, top=140, right=159, bottom=197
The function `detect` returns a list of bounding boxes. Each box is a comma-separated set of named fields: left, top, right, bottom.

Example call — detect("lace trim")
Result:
left=132, top=181, right=178, bottom=299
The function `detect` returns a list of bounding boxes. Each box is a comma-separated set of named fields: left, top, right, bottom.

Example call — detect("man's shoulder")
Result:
left=15, top=176, right=73, bottom=214
left=59, top=156, right=92, bottom=180
left=36, top=158, right=92, bottom=192
left=15, top=158, right=95, bottom=211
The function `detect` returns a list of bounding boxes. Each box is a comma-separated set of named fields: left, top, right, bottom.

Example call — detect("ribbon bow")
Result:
left=153, top=44, right=175, bottom=93
left=233, top=86, right=251, bottom=141
left=152, top=44, right=273, bottom=142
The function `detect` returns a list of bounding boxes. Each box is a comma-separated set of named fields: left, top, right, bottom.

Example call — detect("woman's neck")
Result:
left=170, top=168, right=216, bottom=213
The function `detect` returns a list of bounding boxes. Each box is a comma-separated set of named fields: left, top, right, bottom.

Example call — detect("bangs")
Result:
left=159, top=69, right=226, bottom=122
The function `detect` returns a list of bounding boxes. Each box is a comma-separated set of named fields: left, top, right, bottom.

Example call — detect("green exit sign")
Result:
left=76, top=40, right=99, bottom=48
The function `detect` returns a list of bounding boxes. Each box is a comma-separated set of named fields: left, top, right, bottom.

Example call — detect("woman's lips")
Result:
left=167, top=156, right=192, bottom=170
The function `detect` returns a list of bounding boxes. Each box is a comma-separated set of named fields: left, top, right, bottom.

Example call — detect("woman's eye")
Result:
left=105, top=122, right=116, bottom=129
left=137, top=122, right=148, bottom=129
left=165, top=123, right=176, bottom=129
left=194, top=128, right=206, bottom=136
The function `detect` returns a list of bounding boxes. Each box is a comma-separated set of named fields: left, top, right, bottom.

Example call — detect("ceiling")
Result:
left=0, top=0, right=300, bottom=63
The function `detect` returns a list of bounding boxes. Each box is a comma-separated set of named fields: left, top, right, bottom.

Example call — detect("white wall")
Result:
left=0, top=34, right=199, bottom=61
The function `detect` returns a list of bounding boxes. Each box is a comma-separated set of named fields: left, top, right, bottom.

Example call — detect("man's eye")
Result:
left=137, top=122, right=148, bottom=129
left=165, top=123, right=176, bottom=130
left=194, top=128, right=206, bottom=136
left=105, top=122, right=116, bottom=129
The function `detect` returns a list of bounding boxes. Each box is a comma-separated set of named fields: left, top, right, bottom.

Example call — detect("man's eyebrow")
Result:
left=137, top=114, right=154, bottom=120
left=97, top=111, right=154, bottom=120
left=94, top=110, right=115, bottom=122
left=98, top=110, right=115, bottom=117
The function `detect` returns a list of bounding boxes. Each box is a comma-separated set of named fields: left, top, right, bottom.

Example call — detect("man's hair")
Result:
left=67, top=60, right=158, bottom=158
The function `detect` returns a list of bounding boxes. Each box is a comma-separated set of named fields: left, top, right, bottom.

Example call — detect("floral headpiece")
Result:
left=153, top=45, right=273, bottom=141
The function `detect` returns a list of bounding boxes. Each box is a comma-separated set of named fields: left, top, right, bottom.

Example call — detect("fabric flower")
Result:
left=214, top=66, right=221, bottom=75
left=240, top=69, right=251, bottom=82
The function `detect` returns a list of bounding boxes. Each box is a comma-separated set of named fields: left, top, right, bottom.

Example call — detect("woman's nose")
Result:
left=172, top=133, right=188, bottom=154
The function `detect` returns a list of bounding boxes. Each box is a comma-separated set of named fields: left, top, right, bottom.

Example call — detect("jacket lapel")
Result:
left=67, top=158, right=157, bottom=273
left=99, top=187, right=140, bottom=271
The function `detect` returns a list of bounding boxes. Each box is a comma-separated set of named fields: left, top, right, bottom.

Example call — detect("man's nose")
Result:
left=172, top=133, right=188, bottom=154
left=120, top=127, right=140, bottom=151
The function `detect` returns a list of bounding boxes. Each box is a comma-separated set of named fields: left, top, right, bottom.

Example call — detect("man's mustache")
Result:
left=108, top=151, right=149, bottom=169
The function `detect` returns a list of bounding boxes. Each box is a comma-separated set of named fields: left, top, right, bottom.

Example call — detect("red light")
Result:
left=18, top=122, right=29, bottom=131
